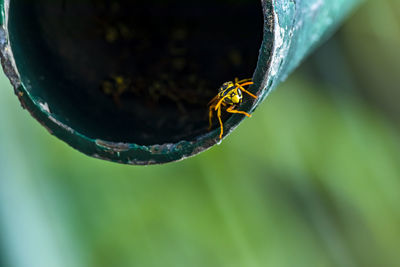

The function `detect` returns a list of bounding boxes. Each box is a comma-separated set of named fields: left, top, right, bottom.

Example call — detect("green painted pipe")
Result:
left=0, top=0, right=361, bottom=165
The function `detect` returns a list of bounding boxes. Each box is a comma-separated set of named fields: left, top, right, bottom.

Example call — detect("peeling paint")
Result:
left=310, top=0, right=324, bottom=12
left=95, top=140, right=130, bottom=152
left=48, top=116, right=74, bottom=134
left=39, top=102, right=50, bottom=113
left=269, top=14, right=285, bottom=77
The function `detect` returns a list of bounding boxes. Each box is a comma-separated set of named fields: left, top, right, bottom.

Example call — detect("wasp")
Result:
left=208, top=78, right=257, bottom=139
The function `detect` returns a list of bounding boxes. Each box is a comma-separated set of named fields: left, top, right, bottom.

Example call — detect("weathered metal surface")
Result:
left=0, top=0, right=361, bottom=165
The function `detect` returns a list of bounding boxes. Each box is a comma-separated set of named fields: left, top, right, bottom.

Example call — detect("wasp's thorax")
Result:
left=218, top=82, right=243, bottom=105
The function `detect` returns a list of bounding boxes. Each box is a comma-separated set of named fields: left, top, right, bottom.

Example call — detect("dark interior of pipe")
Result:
left=9, top=0, right=263, bottom=145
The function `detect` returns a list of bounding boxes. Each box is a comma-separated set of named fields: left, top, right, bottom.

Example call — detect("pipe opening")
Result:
left=9, top=0, right=263, bottom=145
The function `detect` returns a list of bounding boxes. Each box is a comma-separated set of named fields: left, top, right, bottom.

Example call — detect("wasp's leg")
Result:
left=226, top=106, right=252, bottom=117
left=236, top=83, right=257, bottom=99
left=238, top=81, right=254, bottom=87
left=208, top=104, right=215, bottom=130
left=214, top=94, right=230, bottom=111
left=208, top=94, right=219, bottom=106
left=217, top=105, right=224, bottom=139
left=235, top=77, right=253, bottom=84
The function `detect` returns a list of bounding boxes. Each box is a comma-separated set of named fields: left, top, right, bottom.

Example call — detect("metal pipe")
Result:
left=0, top=0, right=362, bottom=165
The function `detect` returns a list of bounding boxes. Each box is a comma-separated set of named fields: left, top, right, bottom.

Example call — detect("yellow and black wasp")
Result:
left=208, top=78, right=257, bottom=139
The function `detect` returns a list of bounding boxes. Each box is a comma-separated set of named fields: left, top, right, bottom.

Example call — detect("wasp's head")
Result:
left=222, top=88, right=243, bottom=105
left=229, top=88, right=242, bottom=104
left=218, top=81, right=243, bottom=105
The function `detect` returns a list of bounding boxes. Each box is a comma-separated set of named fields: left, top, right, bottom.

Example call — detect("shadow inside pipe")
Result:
left=9, top=0, right=263, bottom=145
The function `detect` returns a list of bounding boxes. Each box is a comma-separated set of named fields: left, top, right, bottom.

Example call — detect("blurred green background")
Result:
left=1, top=1, right=400, bottom=267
